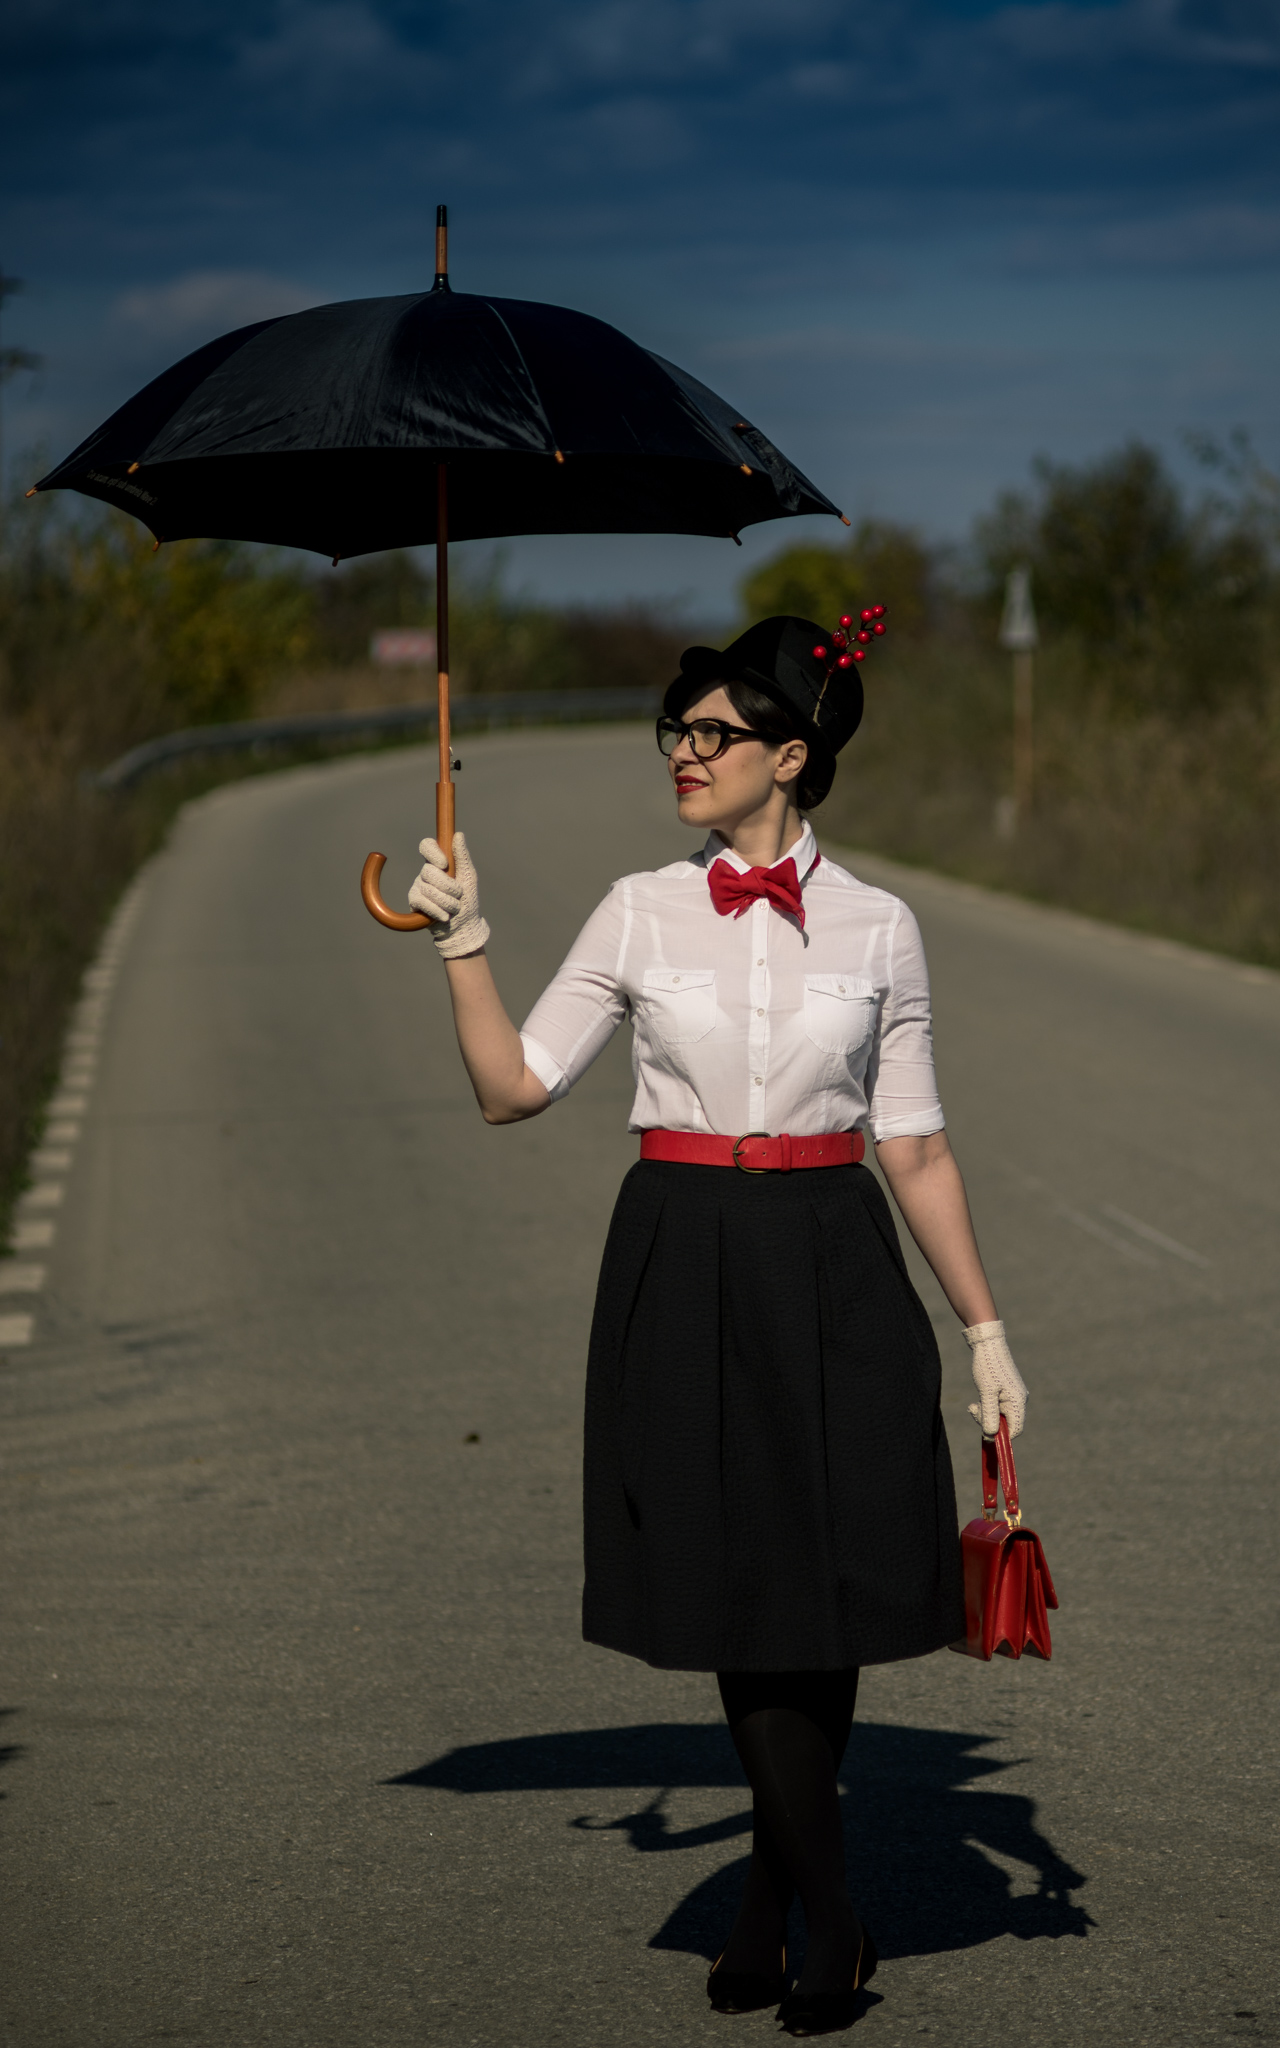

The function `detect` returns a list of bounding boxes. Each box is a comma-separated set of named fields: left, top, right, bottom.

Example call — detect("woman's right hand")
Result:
left=409, top=831, right=491, bottom=958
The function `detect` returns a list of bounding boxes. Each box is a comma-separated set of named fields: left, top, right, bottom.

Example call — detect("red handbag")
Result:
left=949, top=1418, right=1059, bottom=1661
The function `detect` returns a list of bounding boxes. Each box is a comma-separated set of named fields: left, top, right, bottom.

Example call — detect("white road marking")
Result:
left=8, top=872, right=147, bottom=1352
left=10, top=1219, right=54, bottom=1251
left=1009, top=1163, right=1214, bottom=1274
left=0, top=1263, right=46, bottom=1293
left=1057, top=1204, right=1160, bottom=1267
left=1098, top=1204, right=1211, bottom=1268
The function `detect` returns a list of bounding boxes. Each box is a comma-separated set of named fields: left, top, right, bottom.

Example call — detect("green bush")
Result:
left=1, top=493, right=314, bottom=748
left=741, top=519, right=934, bottom=637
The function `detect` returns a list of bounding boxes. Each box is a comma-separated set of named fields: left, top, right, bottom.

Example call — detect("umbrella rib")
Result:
left=482, top=306, right=559, bottom=456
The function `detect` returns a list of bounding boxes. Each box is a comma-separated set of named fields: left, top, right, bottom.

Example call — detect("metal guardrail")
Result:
left=93, top=685, right=664, bottom=792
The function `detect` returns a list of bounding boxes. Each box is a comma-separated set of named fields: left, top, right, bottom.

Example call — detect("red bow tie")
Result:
left=708, top=855, right=806, bottom=928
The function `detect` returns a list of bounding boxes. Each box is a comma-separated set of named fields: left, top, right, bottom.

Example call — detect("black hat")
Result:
left=665, top=615, right=865, bottom=805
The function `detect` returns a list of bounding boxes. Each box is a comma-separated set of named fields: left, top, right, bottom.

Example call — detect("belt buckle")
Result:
left=732, top=1131, right=770, bottom=1174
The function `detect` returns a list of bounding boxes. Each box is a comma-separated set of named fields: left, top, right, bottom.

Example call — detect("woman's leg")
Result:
left=716, top=1669, right=860, bottom=1993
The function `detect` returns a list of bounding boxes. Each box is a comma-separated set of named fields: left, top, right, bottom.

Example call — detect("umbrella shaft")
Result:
left=436, top=462, right=454, bottom=871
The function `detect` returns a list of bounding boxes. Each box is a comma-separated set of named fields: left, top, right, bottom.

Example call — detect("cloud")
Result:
left=705, top=324, right=1046, bottom=374
left=989, top=0, right=1280, bottom=71
left=1000, top=202, right=1280, bottom=272
left=236, top=0, right=441, bottom=102
left=112, top=269, right=326, bottom=338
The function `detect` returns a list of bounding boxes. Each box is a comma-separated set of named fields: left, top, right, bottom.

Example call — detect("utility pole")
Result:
left=0, top=267, right=42, bottom=553
left=999, top=564, right=1038, bottom=830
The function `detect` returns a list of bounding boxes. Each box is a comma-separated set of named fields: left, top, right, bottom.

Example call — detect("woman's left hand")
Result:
left=963, top=1320, right=1028, bottom=1437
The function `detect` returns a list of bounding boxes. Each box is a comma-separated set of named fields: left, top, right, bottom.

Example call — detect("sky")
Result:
left=2, top=0, right=1278, bottom=622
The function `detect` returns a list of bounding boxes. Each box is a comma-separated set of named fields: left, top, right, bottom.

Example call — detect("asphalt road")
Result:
left=3, top=726, right=1278, bottom=2048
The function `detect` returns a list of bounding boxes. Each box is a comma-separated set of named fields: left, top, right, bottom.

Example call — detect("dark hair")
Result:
left=675, top=675, right=835, bottom=810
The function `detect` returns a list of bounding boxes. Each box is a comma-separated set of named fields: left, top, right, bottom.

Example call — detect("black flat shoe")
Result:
left=707, top=1946, right=789, bottom=2014
left=775, top=1928, right=877, bottom=2037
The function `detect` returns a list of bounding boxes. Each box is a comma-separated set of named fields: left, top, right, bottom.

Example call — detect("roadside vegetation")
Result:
left=751, top=438, right=1280, bottom=964
left=1, top=433, right=1278, bottom=1231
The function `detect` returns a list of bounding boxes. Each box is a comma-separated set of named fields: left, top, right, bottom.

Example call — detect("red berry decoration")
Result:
left=812, top=645, right=828, bottom=660
left=873, top=622, right=886, bottom=636
left=837, top=653, right=854, bottom=668
left=839, top=613, right=854, bottom=628
left=852, top=647, right=866, bottom=661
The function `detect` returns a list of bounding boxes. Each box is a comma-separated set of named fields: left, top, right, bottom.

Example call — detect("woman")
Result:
left=408, top=614, right=1028, bottom=2037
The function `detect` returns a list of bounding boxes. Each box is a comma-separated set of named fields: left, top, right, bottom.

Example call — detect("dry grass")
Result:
left=821, top=637, right=1280, bottom=966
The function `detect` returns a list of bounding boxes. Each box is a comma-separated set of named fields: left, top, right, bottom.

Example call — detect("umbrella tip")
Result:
left=432, top=203, right=451, bottom=293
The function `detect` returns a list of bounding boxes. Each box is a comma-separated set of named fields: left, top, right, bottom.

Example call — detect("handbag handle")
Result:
left=981, top=1416, right=1022, bottom=1527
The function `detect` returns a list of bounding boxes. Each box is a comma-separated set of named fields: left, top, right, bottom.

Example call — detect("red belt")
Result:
left=639, top=1129, right=865, bottom=1173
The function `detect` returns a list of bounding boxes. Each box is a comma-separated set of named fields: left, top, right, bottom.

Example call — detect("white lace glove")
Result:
left=963, top=1320, right=1028, bottom=1438
left=407, top=832, right=490, bottom=959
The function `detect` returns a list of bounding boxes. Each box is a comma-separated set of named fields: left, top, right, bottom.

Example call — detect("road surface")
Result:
left=3, top=726, right=1277, bottom=2046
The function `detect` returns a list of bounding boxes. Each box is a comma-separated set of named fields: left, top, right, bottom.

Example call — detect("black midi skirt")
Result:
left=582, top=1158, right=965, bottom=1672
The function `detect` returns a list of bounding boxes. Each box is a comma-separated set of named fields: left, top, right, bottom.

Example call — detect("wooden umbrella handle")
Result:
left=360, top=851, right=430, bottom=931
left=360, top=782, right=456, bottom=931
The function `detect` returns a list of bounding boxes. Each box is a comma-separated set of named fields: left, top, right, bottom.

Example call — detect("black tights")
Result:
left=716, top=1668, right=860, bottom=1995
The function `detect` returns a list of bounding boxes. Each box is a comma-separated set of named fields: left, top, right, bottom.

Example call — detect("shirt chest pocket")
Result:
left=803, top=973, right=878, bottom=1056
left=641, top=968, right=718, bottom=1046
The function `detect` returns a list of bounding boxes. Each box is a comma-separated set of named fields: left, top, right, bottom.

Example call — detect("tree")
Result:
left=741, top=520, right=933, bottom=636
left=975, top=441, right=1274, bottom=711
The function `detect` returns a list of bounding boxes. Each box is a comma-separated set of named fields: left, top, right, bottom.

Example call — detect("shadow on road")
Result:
left=388, top=1718, right=1093, bottom=1961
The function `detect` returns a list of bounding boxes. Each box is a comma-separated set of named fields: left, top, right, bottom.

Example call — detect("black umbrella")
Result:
left=34, top=210, right=847, bottom=927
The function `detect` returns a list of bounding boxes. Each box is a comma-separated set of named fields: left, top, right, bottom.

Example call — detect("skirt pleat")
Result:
left=582, top=1159, right=965, bottom=1672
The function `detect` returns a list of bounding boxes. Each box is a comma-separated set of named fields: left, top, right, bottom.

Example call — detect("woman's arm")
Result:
left=410, top=830, right=627, bottom=1126
left=407, top=831, right=549, bottom=1124
left=442, top=951, right=551, bottom=1125
left=876, top=1130, right=1029, bottom=1436
left=874, top=1130, right=997, bottom=1326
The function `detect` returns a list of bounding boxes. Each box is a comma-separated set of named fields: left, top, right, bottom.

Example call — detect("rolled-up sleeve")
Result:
left=520, top=884, right=630, bottom=1103
left=865, top=904, right=946, bottom=1141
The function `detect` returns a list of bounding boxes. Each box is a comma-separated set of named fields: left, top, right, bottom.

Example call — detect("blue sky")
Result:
left=2, top=0, right=1278, bottom=619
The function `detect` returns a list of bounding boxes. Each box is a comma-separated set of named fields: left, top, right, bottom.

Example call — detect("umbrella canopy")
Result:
left=34, top=288, right=843, bottom=558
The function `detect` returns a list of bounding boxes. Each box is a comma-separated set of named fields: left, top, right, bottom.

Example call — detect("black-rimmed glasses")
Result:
left=656, top=715, right=772, bottom=762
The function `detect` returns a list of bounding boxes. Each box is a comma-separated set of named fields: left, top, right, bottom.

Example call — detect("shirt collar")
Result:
left=703, top=819, right=819, bottom=880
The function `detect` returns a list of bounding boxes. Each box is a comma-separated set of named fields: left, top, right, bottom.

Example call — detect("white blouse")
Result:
left=519, top=820, right=946, bottom=1142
